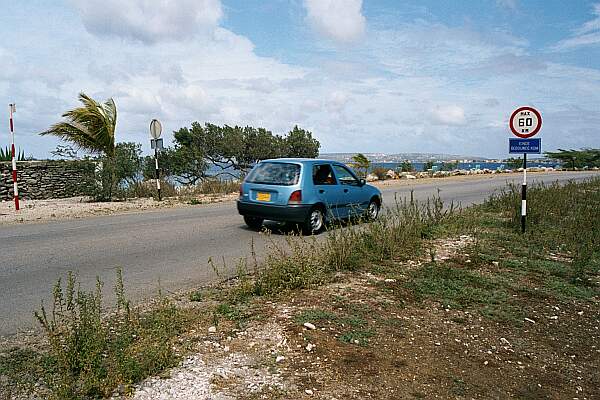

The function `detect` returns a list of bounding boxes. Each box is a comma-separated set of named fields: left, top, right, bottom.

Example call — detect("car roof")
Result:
left=261, top=158, right=344, bottom=165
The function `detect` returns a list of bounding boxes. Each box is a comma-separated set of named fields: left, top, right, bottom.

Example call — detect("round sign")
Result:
left=149, top=119, right=162, bottom=139
left=509, top=106, right=542, bottom=138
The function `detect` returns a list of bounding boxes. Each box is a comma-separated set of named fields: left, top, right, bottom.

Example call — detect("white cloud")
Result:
left=552, top=3, right=600, bottom=51
left=3, top=3, right=600, bottom=159
left=431, top=105, right=466, bottom=126
left=70, top=0, right=223, bottom=44
left=304, top=0, right=366, bottom=43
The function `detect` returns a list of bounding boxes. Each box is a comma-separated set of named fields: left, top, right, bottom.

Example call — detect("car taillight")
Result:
left=288, top=190, right=302, bottom=204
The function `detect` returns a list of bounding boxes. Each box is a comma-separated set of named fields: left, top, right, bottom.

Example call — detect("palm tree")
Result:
left=41, top=92, right=116, bottom=157
left=41, top=93, right=117, bottom=199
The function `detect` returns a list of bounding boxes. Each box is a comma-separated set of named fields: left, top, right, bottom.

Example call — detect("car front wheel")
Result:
left=366, top=199, right=380, bottom=220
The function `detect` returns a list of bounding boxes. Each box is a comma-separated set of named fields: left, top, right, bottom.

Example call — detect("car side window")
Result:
left=313, top=164, right=337, bottom=185
left=333, top=165, right=359, bottom=185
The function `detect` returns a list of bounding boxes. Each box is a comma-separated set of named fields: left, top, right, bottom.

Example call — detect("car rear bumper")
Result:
left=237, top=200, right=311, bottom=223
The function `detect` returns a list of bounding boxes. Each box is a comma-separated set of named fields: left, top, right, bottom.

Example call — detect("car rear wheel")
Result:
left=244, top=216, right=263, bottom=231
left=303, top=207, right=325, bottom=235
left=366, top=199, right=380, bottom=220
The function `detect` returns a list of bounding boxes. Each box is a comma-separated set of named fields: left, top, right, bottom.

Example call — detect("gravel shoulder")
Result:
left=0, top=194, right=238, bottom=226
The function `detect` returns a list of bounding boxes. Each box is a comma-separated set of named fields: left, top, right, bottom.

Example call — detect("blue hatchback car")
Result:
left=237, top=158, right=382, bottom=233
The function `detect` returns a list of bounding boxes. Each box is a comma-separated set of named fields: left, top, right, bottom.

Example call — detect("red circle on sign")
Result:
left=509, top=106, right=542, bottom=138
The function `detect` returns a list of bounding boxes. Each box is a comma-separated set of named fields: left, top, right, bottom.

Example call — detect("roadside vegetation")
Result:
left=39, top=93, right=320, bottom=203
left=546, top=148, right=600, bottom=169
left=1, top=178, right=598, bottom=399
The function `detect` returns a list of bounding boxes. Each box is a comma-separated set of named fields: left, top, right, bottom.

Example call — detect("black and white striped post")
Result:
left=509, top=106, right=542, bottom=235
left=149, top=119, right=163, bottom=201
left=521, top=153, right=527, bottom=233
left=8, top=103, right=19, bottom=211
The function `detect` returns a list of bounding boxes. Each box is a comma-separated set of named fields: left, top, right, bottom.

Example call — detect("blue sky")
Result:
left=1, top=0, right=599, bottom=159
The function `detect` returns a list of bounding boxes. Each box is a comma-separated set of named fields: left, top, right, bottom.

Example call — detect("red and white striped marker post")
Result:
left=8, top=103, right=19, bottom=211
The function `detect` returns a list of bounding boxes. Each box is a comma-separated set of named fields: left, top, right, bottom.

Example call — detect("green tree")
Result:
left=399, top=160, right=414, bottom=172
left=423, top=160, right=434, bottom=171
left=440, top=161, right=458, bottom=171
left=98, top=142, right=142, bottom=200
left=545, top=148, right=600, bottom=169
left=350, top=153, right=370, bottom=178
left=284, top=126, right=320, bottom=158
left=172, top=122, right=320, bottom=179
left=505, top=157, right=523, bottom=170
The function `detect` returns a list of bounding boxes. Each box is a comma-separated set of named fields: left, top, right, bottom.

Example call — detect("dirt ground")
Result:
left=0, top=194, right=238, bottom=225
left=116, top=236, right=599, bottom=400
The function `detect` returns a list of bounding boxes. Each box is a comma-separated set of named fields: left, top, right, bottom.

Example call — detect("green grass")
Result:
left=402, top=177, right=600, bottom=323
left=293, top=309, right=338, bottom=325
left=339, top=329, right=374, bottom=346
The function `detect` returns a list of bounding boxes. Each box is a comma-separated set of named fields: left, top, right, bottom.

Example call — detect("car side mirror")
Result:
left=359, top=179, right=366, bottom=186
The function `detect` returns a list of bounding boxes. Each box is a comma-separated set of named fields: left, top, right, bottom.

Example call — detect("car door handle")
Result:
left=344, top=189, right=349, bottom=193
left=319, top=189, right=325, bottom=194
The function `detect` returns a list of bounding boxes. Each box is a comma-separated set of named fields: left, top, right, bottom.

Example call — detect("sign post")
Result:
left=509, top=106, right=542, bottom=234
left=8, top=104, right=19, bottom=211
left=149, top=119, right=163, bottom=201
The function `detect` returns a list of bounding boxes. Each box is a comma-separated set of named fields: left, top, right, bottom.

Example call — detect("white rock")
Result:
left=384, top=278, right=396, bottom=283
left=500, top=337, right=510, bottom=346
left=276, top=355, right=285, bottom=363
left=208, top=326, right=217, bottom=333
left=305, top=389, right=314, bottom=395
left=406, top=174, right=416, bottom=179
left=303, top=322, right=316, bottom=330
left=306, top=343, right=316, bottom=352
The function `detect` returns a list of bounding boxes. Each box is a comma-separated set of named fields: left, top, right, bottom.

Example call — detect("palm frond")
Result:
left=41, top=92, right=116, bottom=156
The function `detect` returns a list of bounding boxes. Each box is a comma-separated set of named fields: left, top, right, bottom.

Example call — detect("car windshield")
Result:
left=245, top=162, right=301, bottom=186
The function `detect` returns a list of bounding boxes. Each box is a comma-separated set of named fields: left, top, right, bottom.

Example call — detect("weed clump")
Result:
left=34, top=269, right=188, bottom=399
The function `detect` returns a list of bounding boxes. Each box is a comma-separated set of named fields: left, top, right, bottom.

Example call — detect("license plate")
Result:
left=257, top=192, right=271, bottom=201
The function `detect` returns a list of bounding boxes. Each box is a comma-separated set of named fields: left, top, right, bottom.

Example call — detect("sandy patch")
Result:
left=0, top=194, right=238, bottom=226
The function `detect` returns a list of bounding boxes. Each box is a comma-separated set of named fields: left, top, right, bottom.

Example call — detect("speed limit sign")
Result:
left=509, top=106, right=542, bottom=138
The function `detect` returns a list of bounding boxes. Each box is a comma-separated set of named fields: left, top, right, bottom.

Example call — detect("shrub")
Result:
left=371, top=167, right=389, bottom=180
left=34, top=270, right=187, bottom=399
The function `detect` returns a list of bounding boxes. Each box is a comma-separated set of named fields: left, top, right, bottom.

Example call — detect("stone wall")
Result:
left=0, top=160, right=96, bottom=200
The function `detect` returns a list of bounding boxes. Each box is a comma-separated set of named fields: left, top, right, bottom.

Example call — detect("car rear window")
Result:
left=245, top=162, right=301, bottom=186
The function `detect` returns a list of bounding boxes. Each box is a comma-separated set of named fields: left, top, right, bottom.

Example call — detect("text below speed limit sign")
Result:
left=509, top=106, right=542, bottom=138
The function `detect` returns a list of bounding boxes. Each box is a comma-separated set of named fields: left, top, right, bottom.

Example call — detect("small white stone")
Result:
left=305, top=389, right=314, bottom=395
left=303, top=322, right=316, bottom=330
left=208, top=326, right=217, bottom=333
left=276, top=355, right=285, bottom=363
left=384, top=278, right=396, bottom=283
left=306, top=343, right=316, bottom=352
left=435, top=342, right=441, bottom=346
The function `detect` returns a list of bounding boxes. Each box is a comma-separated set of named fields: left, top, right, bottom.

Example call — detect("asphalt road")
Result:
left=1, top=171, right=598, bottom=336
